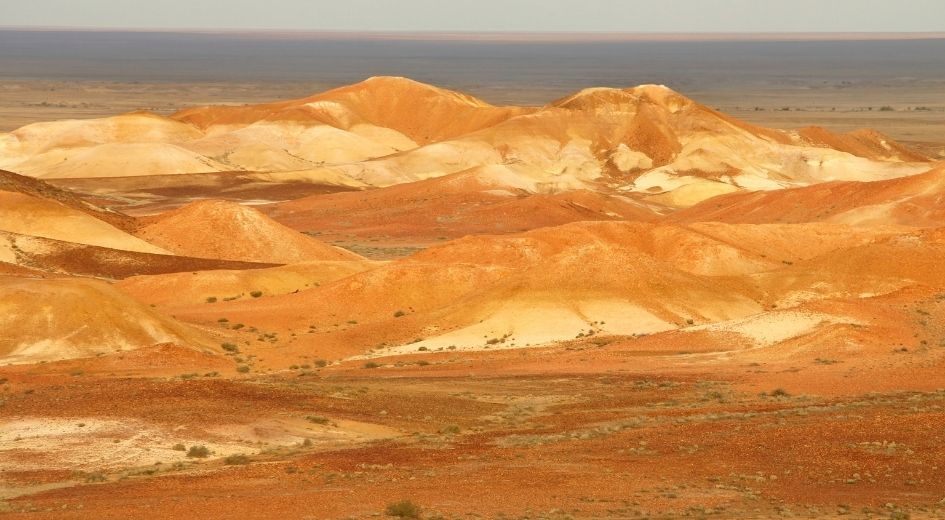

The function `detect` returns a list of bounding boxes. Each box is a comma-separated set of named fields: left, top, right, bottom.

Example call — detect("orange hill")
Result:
left=671, top=162, right=945, bottom=226
left=264, top=166, right=661, bottom=243
left=173, top=76, right=531, bottom=145
left=164, top=220, right=903, bottom=362
left=136, top=199, right=365, bottom=264
left=0, top=276, right=216, bottom=365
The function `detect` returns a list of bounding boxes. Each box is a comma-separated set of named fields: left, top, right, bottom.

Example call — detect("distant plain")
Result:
left=1, top=30, right=943, bottom=153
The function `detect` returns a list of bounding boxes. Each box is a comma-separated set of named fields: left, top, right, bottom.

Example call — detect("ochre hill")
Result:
left=0, top=78, right=930, bottom=211
left=0, top=230, right=275, bottom=280
left=672, top=162, right=945, bottom=226
left=314, top=83, right=929, bottom=202
left=136, top=199, right=364, bottom=264
left=265, top=165, right=661, bottom=243
left=0, top=276, right=215, bottom=365
left=0, top=168, right=136, bottom=231
left=163, top=220, right=907, bottom=361
left=173, top=76, right=531, bottom=145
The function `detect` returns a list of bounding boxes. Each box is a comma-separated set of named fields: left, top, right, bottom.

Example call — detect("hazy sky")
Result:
left=2, top=0, right=944, bottom=33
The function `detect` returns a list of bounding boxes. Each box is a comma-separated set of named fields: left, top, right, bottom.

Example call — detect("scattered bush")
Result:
left=206, top=296, right=217, bottom=303
left=306, top=415, right=330, bottom=425
left=250, top=290, right=263, bottom=298
left=385, top=500, right=421, bottom=519
left=172, top=443, right=186, bottom=451
left=314, top=359, right=327, bottom=368
left=224, top=454, right=250, bottom=465
left=85, top=472, right=107, bottom=483
left=440, top=424, right=461, bottom=435
left=221, top=343, right=239, bottom=353
left=186, top=445, right=210, bottom=458
left=236, top=365, right=251, bottom=373
left=771, top=388, right=790, bottom=398
left=393, top=310, right=406, bottom=318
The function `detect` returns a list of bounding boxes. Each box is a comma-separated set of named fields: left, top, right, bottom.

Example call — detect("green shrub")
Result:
left=186, top=445, right=210, bottom=458
left=385, top=500, right=421, bottom=519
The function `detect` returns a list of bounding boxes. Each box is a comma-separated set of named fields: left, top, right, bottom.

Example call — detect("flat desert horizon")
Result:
left=2, top=20, right=945, bottom=520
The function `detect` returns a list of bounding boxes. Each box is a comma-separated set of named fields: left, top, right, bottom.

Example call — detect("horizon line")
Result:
left=2, top=26, right=945, bottom=42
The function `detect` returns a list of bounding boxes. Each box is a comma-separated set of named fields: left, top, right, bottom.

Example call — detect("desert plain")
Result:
left=0, top=68, right=944, bottom=520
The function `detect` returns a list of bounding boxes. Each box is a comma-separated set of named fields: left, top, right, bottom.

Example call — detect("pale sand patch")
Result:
left=692, top=310, right=858, bottom=347
left=0, top=415, right=402, bottom=475
left=648, top=179, right=740, bottom=207
left=0, top=417, right=246, bottom=473
left=368, top=299, right=676, bottom=356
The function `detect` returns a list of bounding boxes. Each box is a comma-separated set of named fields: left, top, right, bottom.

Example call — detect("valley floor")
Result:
left=2, top=328, right=945, bottom=519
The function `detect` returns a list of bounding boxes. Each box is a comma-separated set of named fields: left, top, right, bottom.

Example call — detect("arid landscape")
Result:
left=1, top=19, right=945, bottom=518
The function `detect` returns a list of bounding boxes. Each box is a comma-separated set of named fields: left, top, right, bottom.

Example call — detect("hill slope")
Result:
left=0, top=276, right=215, bottom=365
left=136, top=199, right=364, bottom=264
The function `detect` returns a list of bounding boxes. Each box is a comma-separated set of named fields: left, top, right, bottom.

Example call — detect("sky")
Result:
left=2, top=0, right=944, bottom=33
